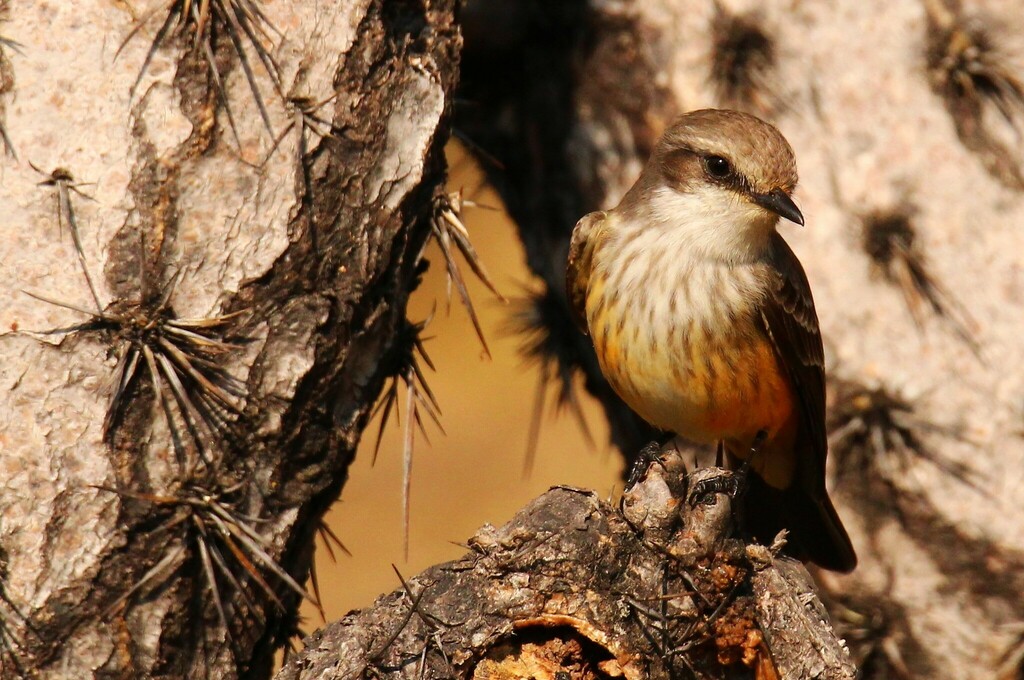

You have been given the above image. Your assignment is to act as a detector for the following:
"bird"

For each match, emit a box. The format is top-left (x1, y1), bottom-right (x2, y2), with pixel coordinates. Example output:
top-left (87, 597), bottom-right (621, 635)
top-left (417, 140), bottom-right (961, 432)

top-left (566, 108), bottom-right (857, 572)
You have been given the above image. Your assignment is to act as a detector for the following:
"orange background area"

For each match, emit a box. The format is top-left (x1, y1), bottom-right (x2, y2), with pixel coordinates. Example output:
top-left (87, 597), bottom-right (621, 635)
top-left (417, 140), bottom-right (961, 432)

top-left (299, 145), bottom-right (624, 626)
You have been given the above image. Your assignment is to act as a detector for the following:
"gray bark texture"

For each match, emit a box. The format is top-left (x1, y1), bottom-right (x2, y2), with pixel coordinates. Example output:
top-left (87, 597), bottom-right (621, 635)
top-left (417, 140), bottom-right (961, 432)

top-left (0, 0), bottom-right (459, 677)
top-left (278, 458), bottom-right (856, 680)
top-left (458, 1), bottom-right (1024, 679)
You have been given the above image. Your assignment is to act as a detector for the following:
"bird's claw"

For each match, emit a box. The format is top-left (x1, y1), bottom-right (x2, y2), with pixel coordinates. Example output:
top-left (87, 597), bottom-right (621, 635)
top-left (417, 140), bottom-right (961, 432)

top-left (689, 430), bottom-right (767, 506)
top-left (625, 440), bottom-right (665, 491)
top-left (688, 473), bottom-right (744, 507)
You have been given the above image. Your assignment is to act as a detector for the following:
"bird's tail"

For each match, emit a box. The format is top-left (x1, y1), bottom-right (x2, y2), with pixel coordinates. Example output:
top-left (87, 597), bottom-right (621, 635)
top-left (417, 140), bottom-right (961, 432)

top-left (743, 475), bottom-right (858, 573)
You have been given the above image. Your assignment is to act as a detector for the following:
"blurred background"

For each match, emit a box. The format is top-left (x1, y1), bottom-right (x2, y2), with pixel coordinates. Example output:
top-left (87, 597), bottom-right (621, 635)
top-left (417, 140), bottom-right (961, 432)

top-left (296, 2), bottom-right (1024, 674)
top-left (299, 143), bottom-right (621, 625)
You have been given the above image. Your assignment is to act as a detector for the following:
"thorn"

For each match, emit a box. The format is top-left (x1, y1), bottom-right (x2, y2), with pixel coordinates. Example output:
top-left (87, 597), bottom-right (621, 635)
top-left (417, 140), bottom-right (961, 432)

top-left (118, 0), bottom-right (284, 144)
top-left (505, 288), bottom-right (595, 467)
top-left (428, 190), bottom-right (506, 358)
top-left (925, 2), bottom-right (1024, 189)
top-left (861, 207), bottom-right (982, 357)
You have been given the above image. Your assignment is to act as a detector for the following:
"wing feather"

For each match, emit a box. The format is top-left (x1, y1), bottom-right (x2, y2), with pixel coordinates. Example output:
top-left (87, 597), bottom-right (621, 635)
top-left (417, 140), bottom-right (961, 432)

top-left (759, 232), bottom-right (828, 494)
top-left (759, 233), bottom-right (857, 571)
top-left (566, 211), bottom-right (608, 333)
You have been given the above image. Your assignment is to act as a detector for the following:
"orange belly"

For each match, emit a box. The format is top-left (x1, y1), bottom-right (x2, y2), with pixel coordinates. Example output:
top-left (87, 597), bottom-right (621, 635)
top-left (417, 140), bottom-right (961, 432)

top-left (588, 277), bottom-right (799, 488)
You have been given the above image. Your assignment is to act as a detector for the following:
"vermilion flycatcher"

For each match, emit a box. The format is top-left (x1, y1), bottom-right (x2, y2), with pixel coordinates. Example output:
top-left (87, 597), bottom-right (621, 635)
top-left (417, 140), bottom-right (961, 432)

top-left (567, 109), bottom-right (857, 572)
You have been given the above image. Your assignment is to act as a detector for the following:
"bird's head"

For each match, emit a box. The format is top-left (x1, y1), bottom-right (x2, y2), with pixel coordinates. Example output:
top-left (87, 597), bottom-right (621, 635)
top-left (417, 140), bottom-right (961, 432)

top-left (619, 109), bottom-right (803, 263)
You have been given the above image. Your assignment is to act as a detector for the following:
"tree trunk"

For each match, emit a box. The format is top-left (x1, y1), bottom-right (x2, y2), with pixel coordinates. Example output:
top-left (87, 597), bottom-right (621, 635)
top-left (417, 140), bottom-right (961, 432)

top-left (458, 1), bottom-right (1024, 679)
top-left (0, 1), bottom-right (459, 677)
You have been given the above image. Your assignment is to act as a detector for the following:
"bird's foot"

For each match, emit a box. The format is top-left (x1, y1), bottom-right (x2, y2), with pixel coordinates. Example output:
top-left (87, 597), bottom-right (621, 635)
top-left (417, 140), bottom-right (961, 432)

top-left (738, 430), bottom-right (768, 485)
top-left (690, 431), bottom-right (767, 506)
top-left (688, 473), bottom-right (744, 507)
top-left (625, 440), bottom-right (665, 490)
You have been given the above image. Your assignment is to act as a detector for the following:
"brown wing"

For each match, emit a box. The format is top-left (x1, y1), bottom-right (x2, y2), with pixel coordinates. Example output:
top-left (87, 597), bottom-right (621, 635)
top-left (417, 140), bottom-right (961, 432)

top-left (566, 211), bottom-right (608, 333)
top-left (759, 232), bottom-right (828, 492)
top-left (757, 232), bottom-right (857, 572)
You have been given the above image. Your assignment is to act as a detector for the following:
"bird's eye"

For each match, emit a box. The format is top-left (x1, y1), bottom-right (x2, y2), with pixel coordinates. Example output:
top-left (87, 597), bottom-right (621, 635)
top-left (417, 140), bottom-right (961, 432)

top-left (703, 155), bottom-right (732, 179)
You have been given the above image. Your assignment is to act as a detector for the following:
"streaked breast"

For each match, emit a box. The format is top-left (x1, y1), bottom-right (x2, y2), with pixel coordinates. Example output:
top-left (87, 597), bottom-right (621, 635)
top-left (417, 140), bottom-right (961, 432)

top-left (586, 232), bottom-right (792, 445)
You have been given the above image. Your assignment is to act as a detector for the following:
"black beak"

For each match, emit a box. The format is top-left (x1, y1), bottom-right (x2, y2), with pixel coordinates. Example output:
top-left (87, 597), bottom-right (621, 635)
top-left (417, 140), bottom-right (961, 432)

top-left (753, 188), bottom-right (804, 226)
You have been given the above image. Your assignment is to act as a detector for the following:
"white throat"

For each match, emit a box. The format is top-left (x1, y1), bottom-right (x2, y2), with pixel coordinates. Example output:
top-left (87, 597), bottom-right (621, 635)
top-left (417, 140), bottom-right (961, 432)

top-left (625, 184), bottom-right (778, 264)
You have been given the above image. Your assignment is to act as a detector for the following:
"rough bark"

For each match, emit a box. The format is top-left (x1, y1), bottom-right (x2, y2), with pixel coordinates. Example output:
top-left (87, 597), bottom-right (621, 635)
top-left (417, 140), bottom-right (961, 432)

top-left (278, 453), bottom-right (856, 680)
top-left (0, 1), bottom-right (459, 677)
top-left (458, 1), bottom-right (1024, 678)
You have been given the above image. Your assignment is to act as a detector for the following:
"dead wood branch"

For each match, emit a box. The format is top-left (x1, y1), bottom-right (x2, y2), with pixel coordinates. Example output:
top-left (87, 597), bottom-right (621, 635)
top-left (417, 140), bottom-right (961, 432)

top-left (279, 451), bottom-right (856, 680)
